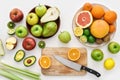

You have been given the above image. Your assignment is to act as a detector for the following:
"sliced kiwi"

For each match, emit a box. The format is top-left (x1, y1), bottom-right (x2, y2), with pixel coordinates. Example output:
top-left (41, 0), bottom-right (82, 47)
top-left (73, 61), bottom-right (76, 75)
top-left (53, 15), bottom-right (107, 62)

top-left (38, 40), bottom-right (46, 49)
top-left (7, 29), bottom-right (15, 35)
top-left (7, 21), bottom-right (15, 29)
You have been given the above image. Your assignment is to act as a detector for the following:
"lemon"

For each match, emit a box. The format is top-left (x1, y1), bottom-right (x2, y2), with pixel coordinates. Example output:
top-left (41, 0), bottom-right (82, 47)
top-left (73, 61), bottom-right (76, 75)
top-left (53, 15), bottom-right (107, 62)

top-left (104, 58), bottom-right (115, 70)
top-left (74, 27), bottom-right (83, 36)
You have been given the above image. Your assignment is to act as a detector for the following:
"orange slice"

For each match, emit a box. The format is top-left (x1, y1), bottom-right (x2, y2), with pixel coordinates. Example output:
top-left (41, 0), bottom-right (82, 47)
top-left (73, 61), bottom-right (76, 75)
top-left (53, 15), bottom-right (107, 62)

top-left (39, 56), bottom-right (51, 69)
top-left (68, 48), bottom-right (81, 61)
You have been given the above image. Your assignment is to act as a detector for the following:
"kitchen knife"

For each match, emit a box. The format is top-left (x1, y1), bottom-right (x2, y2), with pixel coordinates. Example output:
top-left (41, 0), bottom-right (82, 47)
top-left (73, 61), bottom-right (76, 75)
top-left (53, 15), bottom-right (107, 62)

top-left (53, 55), bottom-right (101, 77)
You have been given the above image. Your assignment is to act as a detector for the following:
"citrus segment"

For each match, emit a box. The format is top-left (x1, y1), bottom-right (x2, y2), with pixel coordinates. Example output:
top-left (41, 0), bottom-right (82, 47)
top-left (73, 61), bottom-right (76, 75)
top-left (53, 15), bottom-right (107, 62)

top-left (74, 27), bottom-right (83, 36)
top-left (104, 10), bottom-right (117, 24)
top-left (90, 20), bottom-right (109, 38)
top-left (68, 48), bottom-right (80, 61)
top-left (91, 5), bottom-right (105, 19)
top-left (76, 11), bottom-right (93, 28)
top-left (39, 56), bottom-right (51, 69)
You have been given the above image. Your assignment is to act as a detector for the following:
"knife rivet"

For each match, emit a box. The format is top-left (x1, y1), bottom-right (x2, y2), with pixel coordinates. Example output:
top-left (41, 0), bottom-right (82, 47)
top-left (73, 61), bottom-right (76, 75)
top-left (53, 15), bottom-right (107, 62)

top-left (90, 70), bottom-right (92, 72)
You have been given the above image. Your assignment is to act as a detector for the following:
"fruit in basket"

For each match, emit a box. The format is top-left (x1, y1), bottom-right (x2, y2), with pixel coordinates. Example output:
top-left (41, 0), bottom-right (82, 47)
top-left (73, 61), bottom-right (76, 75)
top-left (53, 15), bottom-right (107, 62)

top-left (35, 5), bottom-right (47, 17)
top-left (41, 7), bottom-right (60, 23)
top-left (23, 56), bottom-right (36, 67)
top-left (88, 35), bottom-right (95, 43)
top-left (90, 20), bottom-right (109, 38)
top-left (6, 37), bottom-right (17, 50)
top-left (82, 2), bottom-right (92, 11)
top-left (103, 34), bottom-right (110, 42)
top-left (31, 24), bottom-right (43, 37)
top-left (91, 49), bottom-right (104, 61)
top-left (109, 24), bottom-right (116, 33)
top-left (83, 28), bottom-right (90, 36)
top-left (42, 21), bottom-right (57, 37)
top-left (39, 56), bottom-right (51, 69)
top-left (73, 27), bottom-right (83, 36)
top-left (96, 38), bottom-right (103, 44)
top-left (76, 11), bottom-right (93, 28)
top-left (108, 41), bottom-right (120, 54)
top-left (58, 31), bottom-right (71, 43)
top-left (15, 25), bottom-right (28, 38)
top-left (104, 58), bottom-right (115, 70)
top-left (68, 48), bottom-right (81, 61)
top-left (91, 5), bottom-right (105, 19)
top-left (10, 8), bottom-right (24, 22)
top-left (79, 35), bottom-right (87, 43)
top-left (104, 10), bottom-right (117, 24)
top-left (22, 37), bottom-right (36, 50)
top-left (26, 13), bottom-right (39, 25)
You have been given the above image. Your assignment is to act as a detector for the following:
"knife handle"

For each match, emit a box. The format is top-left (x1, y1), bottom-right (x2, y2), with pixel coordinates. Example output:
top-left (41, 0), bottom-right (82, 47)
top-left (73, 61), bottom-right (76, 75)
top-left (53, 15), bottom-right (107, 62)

top-left (81, 66), bottom-right (101, 77)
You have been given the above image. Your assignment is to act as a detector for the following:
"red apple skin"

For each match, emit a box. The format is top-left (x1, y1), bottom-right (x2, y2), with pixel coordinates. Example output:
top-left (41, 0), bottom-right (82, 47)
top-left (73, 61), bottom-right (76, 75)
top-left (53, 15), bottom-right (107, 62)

top-left (22, 37), bottom-right (36, 50)
top-left (10, 8), bottom-right (24, 22)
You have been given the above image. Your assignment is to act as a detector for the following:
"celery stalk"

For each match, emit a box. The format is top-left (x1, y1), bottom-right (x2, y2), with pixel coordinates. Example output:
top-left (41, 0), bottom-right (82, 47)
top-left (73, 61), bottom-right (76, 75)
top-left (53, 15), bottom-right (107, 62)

top-left (0, 40), bottom-right (5, 56)
top-left (0, 62), bottom-right (40, 80)
top-left (0, 68), bottom-right (23, 80)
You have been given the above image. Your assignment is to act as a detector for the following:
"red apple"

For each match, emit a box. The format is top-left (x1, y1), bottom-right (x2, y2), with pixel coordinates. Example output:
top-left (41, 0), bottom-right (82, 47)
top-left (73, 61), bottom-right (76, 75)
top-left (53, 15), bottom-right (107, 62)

top-left (22, 37), bottom-right (36, 50)
top-left (10, 8), bottom-right (24, 22)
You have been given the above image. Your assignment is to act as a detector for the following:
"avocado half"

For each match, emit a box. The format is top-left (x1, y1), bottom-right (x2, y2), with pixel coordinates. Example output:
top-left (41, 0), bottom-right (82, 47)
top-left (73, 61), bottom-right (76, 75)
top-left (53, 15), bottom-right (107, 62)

top-left (23, 56), bottom-right (36, 67)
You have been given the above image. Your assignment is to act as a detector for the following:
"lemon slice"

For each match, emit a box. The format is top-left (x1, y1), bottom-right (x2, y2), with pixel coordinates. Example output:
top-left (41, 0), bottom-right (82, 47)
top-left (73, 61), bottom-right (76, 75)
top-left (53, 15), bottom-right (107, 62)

top-left (74, 27), bottom-right (83, 36)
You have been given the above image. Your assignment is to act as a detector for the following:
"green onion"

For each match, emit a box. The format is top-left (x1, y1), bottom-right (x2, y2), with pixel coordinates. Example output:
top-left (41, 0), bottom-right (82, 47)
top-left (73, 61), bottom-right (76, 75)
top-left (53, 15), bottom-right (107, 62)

top-left (0, 68), bottom-right (23, 80)
top-left (0, 62), bottom-right (40, 80)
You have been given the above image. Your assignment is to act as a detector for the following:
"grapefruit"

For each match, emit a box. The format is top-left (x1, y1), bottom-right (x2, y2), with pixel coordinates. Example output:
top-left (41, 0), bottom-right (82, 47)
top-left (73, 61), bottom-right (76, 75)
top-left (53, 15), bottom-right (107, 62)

top-left (76, 11), bottom-right (93, 28)
top-left (90, 20), bottom-right (109, 38)
top-left (68, 48), bottom-right (81, 61)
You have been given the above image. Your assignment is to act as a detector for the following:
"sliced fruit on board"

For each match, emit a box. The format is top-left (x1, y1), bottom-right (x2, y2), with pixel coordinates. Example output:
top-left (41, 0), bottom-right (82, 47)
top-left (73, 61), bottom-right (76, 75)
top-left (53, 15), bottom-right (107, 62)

top-left (41, 7), bottom-right (60, 23)
top-left (14, 50), bottom-right (25, 62)
top-left (5, 37), bottom-right (17, 50)
top-left (23, 56), bottom-right (36, 67)
top-left (75, 11), bottom-right (93, 28)
top-left (68, 48), bottom-right (81, 61)
top-left (38, 56), bottom-right (51, 69)
top-left (73, 27), bottom-right (83, 36)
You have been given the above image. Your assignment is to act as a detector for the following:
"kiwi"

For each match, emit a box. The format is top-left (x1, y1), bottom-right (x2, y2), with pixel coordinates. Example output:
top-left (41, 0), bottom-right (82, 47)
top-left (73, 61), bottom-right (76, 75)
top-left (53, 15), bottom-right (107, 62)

top-left (103, 34), bottom-right (110, 42)
top-left (96, 38), bottom-right (103, 44)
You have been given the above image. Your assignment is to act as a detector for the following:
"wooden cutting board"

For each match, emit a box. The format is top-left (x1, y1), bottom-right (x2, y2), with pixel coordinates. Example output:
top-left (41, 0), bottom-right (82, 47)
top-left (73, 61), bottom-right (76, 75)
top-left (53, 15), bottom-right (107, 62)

top-left (41, 47), bottom-right (87, 76)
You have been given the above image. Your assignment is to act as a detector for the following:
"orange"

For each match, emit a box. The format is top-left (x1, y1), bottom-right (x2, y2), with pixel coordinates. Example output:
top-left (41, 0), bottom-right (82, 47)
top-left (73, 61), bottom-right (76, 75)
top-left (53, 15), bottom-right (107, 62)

top-left (82, 2), bottom-right (92, 11)
top-left (90, 20), bottom-right (109, 38)
top-left (109, 24), bottom-right (116, 33)
top-left (91, 5), bottom-right (105, 19)
top-left (68, 48), bottom-right (80, 61)
top-left (104, 10), bottom-right (117, 24)
top-left (39, 56), bottom-right (51, 69)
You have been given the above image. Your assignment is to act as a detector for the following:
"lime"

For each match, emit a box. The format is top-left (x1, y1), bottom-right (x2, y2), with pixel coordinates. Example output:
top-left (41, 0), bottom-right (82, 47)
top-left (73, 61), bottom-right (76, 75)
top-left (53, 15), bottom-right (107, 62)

top-left (79, 35), bottom-right (87, 43)
top-left (104, 58), bottom-right (115, 70)
top-left (83, 28), bottom-right (90, 36)
top-left (38, 41), bottom-right (46, 49)
top-left (7, 21), bottom-right (15, 29)
top-left (7, 29), bottom-right (15, 35)
top-left (74, 27), bottom-right (83, 36)
top-left (88, 35), bottom-right (96, 43)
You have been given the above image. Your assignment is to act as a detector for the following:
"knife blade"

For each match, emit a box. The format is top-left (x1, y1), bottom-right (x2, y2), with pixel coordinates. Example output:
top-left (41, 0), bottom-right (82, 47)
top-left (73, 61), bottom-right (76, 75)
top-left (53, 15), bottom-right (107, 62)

top-left (53, 55), bottom-right (101, 77)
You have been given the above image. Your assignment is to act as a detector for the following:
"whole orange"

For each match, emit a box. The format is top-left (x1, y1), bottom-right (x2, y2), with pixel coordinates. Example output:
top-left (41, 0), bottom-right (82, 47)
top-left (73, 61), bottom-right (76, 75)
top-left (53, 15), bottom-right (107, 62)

top-left (91, 5), bottom-right (105, 19)
top-left (90, 20), bottom-right (109, 38)
top-left (82, 2), bottom-right (92, 11)
top-left (109, 24), bottom-right (116, 33)
top-left (104, 10), bottom-right (117, 24)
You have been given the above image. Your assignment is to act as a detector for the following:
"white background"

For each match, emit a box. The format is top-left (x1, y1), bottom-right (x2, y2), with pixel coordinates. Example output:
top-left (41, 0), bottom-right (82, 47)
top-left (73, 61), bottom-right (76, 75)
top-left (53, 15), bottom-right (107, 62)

top-left (0, 0), bottom-right (120, 80)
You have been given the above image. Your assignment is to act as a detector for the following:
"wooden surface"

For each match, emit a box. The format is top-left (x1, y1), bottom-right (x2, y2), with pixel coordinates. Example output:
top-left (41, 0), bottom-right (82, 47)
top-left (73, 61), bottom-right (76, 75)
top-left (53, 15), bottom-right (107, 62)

top-left (41, 47), bottom-right (87, 76)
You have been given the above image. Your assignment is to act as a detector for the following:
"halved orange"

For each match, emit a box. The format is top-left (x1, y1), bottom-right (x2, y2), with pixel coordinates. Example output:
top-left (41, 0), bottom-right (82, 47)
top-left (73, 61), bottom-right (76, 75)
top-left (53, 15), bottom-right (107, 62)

top-left (39, 56), bottom-right (51, 69)
top-left (68, 48), bottom-right (81, 61)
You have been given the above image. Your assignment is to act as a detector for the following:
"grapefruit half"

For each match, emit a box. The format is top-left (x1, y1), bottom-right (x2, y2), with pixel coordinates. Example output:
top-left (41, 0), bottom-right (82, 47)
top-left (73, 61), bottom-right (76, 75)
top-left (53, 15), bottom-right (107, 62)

top-left (76, 11), bottom-right (93, 28)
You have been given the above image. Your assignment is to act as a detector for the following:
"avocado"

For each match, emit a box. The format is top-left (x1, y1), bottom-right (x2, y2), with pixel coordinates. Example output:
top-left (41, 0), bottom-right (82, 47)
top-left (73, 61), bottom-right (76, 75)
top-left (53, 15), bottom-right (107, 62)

top-left (23, 56), bottom-right (36, 67)
top-left (14, 50), bottom-right (25, 62)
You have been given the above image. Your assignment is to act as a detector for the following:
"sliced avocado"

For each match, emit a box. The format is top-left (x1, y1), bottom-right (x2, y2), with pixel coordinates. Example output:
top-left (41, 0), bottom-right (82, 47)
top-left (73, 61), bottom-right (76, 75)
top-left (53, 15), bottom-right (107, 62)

top-left (14, 50), bottom-right (25, 62)
top-left (23, 56), bottom-right (36, 67)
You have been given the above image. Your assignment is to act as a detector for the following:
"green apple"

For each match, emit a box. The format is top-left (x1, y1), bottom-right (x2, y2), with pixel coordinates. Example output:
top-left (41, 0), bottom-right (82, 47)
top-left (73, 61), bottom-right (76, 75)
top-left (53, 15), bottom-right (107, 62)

top-left (15, 25), bottom-right (28, 38)
top-left (35, 5), bottom-right (47, 17)
top-left (91, 49), bottom-right (104, 61)
top-left (58, 31), bottom-right (71, 43)
top-left (31, 24), bottom-right (42, 37)
top-left (26, 13), bottom-right (39, 25)
top-left (108, 41), bottom-right (120, 54)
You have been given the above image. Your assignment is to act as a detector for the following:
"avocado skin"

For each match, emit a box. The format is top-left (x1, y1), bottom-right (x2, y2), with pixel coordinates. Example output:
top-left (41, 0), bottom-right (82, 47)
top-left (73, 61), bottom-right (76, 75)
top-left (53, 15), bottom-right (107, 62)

top-left (23, 56), bottom-right (36, 67)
